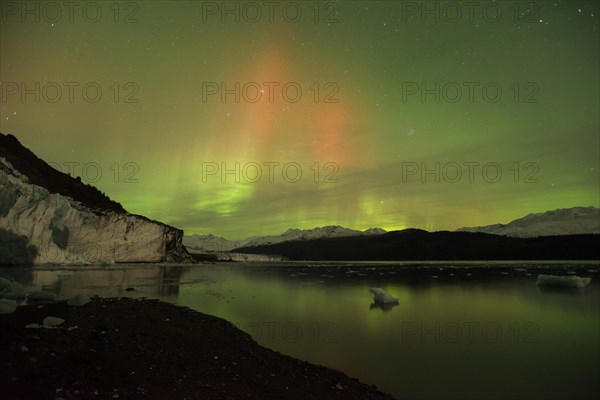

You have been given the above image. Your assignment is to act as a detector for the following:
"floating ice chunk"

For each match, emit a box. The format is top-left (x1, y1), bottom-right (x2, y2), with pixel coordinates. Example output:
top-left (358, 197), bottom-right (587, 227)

top-left (67, 294), bottom-right (91, 306)
top-left (1, 282), bottom-right (26, 299)
top-left (0, 298), bottom-right (17, 314)
top-left (43, 316), bottom-right (65, 326)
top-left (28, 290), bottom-right (57, 303)
top-left (369, 287), bottom-right (399, 304)
top-left (0, 277), bottom-right (11, 291)
top-left (536, 274), bottom-right (591, 288)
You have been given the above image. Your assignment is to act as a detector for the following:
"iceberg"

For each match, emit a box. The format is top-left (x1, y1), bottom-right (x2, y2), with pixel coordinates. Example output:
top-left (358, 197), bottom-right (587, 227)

top-left (0, 277), bottom-right (11, 291)
top-left (27, 290), bottom-right (57, 303)
top-left (42, 316), bottom-right (65, 327)
top-left (369, 287), bottom-right (399, 304)
top-left (67, 294), bottom-right (91, 306)
top-left (0, 298), bottom-right (17, 314)
top-left (1, 282), bottom-right (26, 299)
top-left (536, 274), bottom-right (591, 288)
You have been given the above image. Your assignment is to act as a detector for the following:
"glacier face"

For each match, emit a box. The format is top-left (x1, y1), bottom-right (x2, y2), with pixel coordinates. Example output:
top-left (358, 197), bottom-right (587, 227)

top-left (1, 156), bottom-right (188, 265)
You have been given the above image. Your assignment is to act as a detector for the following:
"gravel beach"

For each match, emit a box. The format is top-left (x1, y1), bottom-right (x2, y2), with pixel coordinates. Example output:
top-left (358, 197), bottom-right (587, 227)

top-left (0, 297), bottom-right (396, 400)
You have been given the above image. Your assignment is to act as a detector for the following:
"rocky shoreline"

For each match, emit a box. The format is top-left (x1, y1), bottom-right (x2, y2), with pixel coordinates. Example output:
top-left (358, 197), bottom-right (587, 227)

top-left (0, 297), bottom-right (396, 400)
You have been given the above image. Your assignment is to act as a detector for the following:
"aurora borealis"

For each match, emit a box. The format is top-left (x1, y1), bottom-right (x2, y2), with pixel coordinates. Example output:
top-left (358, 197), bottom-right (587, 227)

top-left (1, 1), bottom-right (598, 239)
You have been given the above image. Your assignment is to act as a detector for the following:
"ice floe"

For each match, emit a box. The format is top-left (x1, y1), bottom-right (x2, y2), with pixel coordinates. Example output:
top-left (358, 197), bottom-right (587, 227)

top-left (536, 274), bottom-right (591, 288)
top-left (369, 287), bottom-right (399, 304)
top-left (1, 282), bottom-right (26, 299)
top-left (27, 290), bottom-right (57, 303)
top-left (67, 294), bottom-right (91, 306)
top-left (0, 298), bottom-right (17, 314)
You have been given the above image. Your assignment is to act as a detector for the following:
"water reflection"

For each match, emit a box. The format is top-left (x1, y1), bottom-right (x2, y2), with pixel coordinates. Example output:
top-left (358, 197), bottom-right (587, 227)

top-left (369, 302), bottom-right (399, 312)
top-left (1, 262), bottom-right (598, 400)
top-left (537, 285), bottom-right (589, 295)
top-left (0, 265), bottom-right (188, 301)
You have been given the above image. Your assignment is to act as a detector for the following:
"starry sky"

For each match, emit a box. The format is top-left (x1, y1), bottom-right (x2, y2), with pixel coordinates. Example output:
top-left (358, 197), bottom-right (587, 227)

top-left (1, 1), bottom-right (598, 239)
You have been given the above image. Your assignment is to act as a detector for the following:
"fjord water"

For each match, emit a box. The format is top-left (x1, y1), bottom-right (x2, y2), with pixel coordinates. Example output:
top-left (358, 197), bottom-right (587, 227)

top-left (2, 262), bottom-right (598, 400)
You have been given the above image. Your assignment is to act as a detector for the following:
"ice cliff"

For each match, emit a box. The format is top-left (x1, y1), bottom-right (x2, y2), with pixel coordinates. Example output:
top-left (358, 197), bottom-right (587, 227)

top-left (0, 133), bottom-right (191, 265)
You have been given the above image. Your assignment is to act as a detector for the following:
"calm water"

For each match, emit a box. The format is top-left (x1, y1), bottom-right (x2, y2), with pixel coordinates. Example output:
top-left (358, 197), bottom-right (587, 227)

top-left (1, 261), bottom-right (599, 400)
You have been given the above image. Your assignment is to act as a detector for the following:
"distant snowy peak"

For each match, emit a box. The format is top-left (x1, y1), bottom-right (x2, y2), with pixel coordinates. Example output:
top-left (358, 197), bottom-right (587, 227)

top-left (237, 225), bottom-right (388, 248)
top-left (364, 227), bottom-right (387, 235)
top-left (457, 207), bottom-right (600, 238)
top-left (183, 226), bottom-right (387, 252)
top-left (183, 234), bottom-right (236, 252)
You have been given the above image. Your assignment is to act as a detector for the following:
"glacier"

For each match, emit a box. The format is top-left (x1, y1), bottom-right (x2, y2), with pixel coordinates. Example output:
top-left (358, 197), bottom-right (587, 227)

top-left (0, 134), bottom-right (190, 265)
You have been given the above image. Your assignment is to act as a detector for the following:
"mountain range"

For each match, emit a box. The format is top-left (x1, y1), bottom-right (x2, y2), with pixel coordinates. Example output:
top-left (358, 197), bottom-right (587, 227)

top-left (224, 207), bottom-right (599, 261)
top-left (231, 229), bottom-right (599, 261)
top-left (3, 132), bottom-right (597, 265)
top-left (183, 226), bottom-right (387, 252)
top-left (185, 207), bottom-right (599, 254)
top-left (457, 207), bottom-right (599, 237)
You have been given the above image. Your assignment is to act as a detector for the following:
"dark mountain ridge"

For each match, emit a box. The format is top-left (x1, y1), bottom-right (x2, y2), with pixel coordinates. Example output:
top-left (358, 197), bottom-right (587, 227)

top-left (232, 229), bottom-right (600, 261)
top-left (0, 133), bottom-right (124, 213)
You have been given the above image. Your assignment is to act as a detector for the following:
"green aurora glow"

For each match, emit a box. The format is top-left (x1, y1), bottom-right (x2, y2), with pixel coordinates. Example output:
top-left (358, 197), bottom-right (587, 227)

top-left (1, 1), bottom-right (598, 239)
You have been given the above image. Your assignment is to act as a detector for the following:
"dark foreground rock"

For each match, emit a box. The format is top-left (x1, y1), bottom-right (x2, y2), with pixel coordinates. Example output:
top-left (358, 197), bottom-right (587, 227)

top-left (0, 298), bottom-right (396, 400)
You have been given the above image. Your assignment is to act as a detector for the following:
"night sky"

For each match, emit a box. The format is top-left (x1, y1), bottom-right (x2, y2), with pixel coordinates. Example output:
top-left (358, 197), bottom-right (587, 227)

top-left (1, 1), bottom-right (598, 239)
